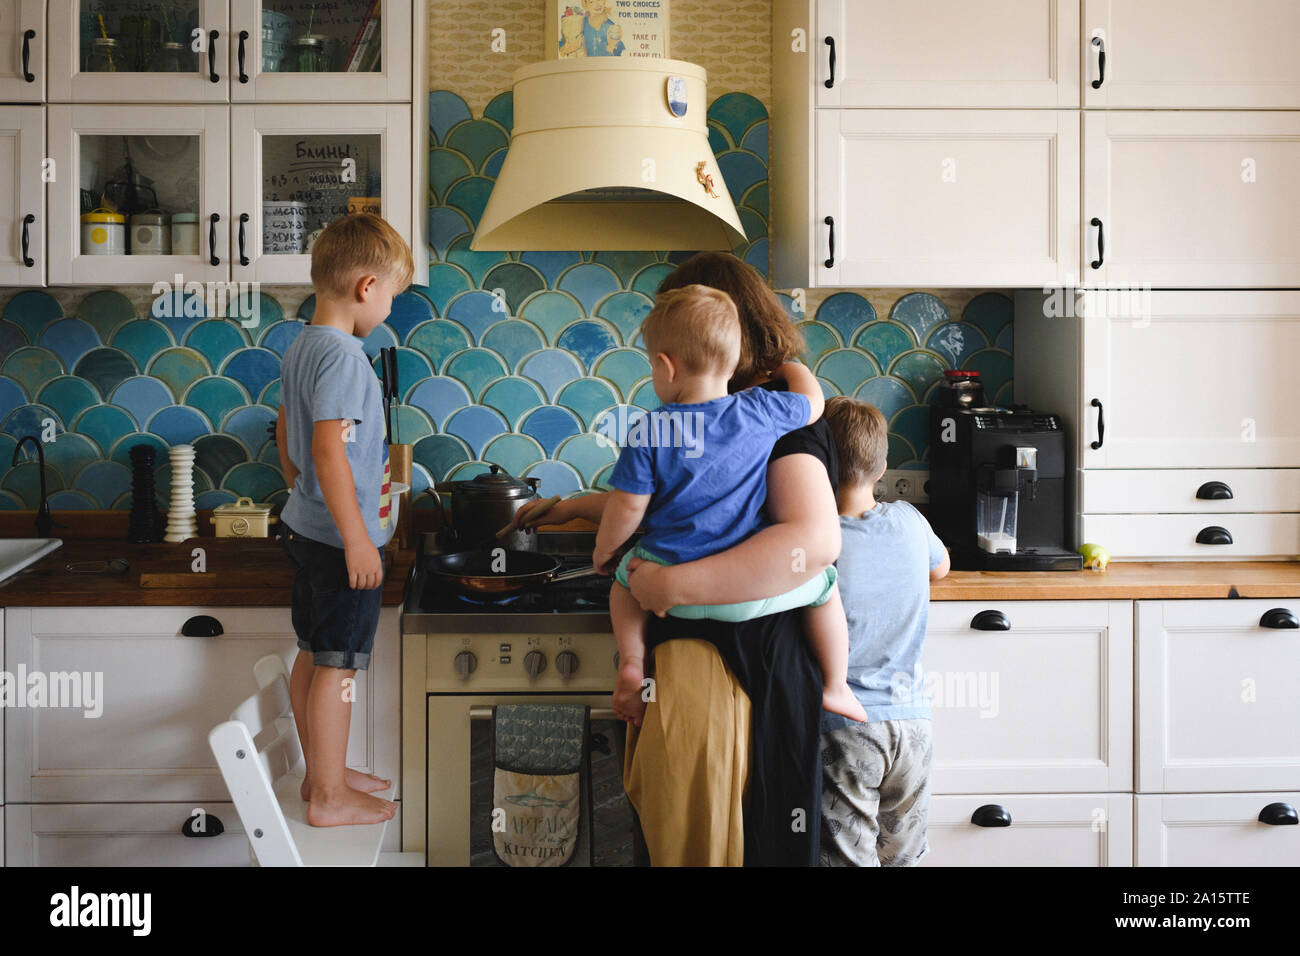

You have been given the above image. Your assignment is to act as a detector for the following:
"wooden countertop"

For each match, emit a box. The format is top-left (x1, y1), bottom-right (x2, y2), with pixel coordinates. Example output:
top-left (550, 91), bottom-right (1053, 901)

top-left (0, 537), bottom-right (415, 607)
top-left (931, 562), bottom-right (1300, 601)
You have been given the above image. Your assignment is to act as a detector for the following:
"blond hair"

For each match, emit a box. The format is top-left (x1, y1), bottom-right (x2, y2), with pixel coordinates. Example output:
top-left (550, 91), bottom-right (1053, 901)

top-left (824, 396), bottom-right (889, 488)
top-left (310, 213), bottom-right (414, 299)
top-left (640, 285), bottom-right (741, 376)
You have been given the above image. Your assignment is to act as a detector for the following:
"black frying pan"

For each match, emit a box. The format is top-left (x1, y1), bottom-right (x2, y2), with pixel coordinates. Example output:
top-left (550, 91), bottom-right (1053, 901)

top-left (429, 549), bottom-right (601, 596)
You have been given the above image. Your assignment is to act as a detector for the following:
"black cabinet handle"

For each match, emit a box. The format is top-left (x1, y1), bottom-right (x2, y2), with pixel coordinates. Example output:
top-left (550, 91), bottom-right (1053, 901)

top-left (1090, 217), bottom-right (1105, 269)
top-left (824, 36), bottom-right (836, 89)
top-left (823, 216), bottom-right (835, 269)
top-left (238, 213), bottom-right (250, 266)
top-left (1258, 803), bottom-right (1298, 826)
top-left (22, 29), bottom-right (35, 83)
top-left (1259, 608), bottom-right (1299, 629)
top-left (971, 609), bottom-right (1010, 631)
top-left (1090, 398), bottom-right (1105, 450)
top-left (208, 30), bottom-right (220, 83)
top-left (971, 804), bottom-right (1012, 828)
top-left (1195, 480), bottom-right (1233, 501)
top-left (1091, 36), bottom-right (1105, 89)
top-left (1196, 526), bottom-right (1233, 546)
top-left (21, 214), bottom-right (34, 267)
top-left (182, 614), bottom-right (224, 637)
top-left (238, 30), bottom-right (249, 83)
top-left (208, 213), bottom-right (220, 266)
top-left (181, 812), bottom-right (226, 837)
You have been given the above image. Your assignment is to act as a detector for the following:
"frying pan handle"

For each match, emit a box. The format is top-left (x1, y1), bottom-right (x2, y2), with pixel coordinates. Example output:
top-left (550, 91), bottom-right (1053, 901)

top-left (550, 566), bottom-right (602, 584)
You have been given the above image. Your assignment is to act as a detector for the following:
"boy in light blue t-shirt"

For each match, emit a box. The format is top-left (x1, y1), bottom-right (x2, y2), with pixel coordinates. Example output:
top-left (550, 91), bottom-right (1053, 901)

top-left (596, 285), bottom-right (868, 728)
top-left (818, 396), bottom-right (951, 867)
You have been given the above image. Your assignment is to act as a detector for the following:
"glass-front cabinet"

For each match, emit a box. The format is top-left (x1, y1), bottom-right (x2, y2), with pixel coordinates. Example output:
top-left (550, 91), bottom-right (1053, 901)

top-left (0, 108), bottom-right (45, 286)
top-left (48, 0), bottom-right (231, 102)
top-left (230, 0), bottom-right (411, 102)
top-left (48, 105), bottom-right (231, 284)
top-left (0, 0), bottom-right (45, 102)
top-left (231, 104), bottom-right (411, 281)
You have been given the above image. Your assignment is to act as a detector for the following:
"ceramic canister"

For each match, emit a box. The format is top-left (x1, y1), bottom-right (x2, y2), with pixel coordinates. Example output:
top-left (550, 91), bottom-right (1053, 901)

top-left (172, 212), bottom-right (200, 256)
top-left (81, 209), bottom-right (125, 255)
top-left (130, 211), bottom-right (170, 255)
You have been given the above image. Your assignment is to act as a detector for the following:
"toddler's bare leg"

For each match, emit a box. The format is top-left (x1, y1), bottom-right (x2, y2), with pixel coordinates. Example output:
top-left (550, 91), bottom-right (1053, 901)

top-left (290, 651), bottom-right (391, 801)
top-left (806, 582), bottom-right (868, 722)
top-left (610, 581), bottom-right (650, 727)
top-left (304, 666), bottom-right (397, 827)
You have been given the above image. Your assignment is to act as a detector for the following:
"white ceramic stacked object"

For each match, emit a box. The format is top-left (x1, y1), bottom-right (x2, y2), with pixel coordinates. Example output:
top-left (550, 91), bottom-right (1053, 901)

top-left (164, 444), bottom-right (199, 543)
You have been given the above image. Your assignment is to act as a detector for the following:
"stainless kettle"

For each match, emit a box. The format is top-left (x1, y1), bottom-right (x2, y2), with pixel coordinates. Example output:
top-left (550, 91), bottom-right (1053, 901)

top-left (429, 464), bottom-right (540, 552)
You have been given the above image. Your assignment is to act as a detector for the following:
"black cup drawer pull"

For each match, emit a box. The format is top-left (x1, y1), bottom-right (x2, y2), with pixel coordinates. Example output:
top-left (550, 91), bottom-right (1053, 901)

top-left (182, 614), bottom-right (223, 637)
top-left (971, 804), bottom-right (1012, 828)
top-left (181, 812), bottom-right (225, 837)
top-left (1259, 608), bottom-right (1299, 630)
top-left (1195, 480), bottom-right (1233, 501)
top-left (1196, 526), bottom-right (1233, 546)
top-left (971, 610), bottom-right (1010, 631)
top-left (1258, 803), bottom-right (1298, 826)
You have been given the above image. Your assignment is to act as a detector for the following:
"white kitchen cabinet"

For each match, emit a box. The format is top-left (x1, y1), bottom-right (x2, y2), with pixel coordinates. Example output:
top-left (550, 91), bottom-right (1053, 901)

top-left (0, 1), bottom-right (44, 101)
top-left (230, 0), bottom-right (412, 103)
top-left (47, 105), bottom-right (231, 286)
top-left (0, 107), bottom-right (45, 287)
top-left (925, 600), bottom-right (1132, 794)
top-left (1084, 514), bottom-right (1300, 561)
top-left (47, 1), bottom-right (232, 104)
top-left (1082, 470), bottom-right (1300, 515)
top-left (1135, 793), bottom-right (1300, 867)
top-left (1083, 111), bottom-right (1300, 288)
top-left (1136, 599), bottom-right (1300, 794)
top-left (3, 606), bottom-right (399, 805)
top-left (923, 794), bottom-right (1132, 867)
top-left (817, 0), bottom-right (1079, 108)
top-left (1083, 0), bottom-right (1300, 108)
top-left (815, 109), bottom-right (1079, 288)
top-left (5, 802), bottom-right (251, 867)
top-left (230, 103), bottom-right (411, 283)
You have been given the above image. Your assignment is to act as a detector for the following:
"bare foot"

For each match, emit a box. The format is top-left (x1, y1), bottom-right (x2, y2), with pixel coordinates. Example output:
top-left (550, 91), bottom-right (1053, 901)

top-left (306, 787), bottom-right (397, 827)
top-left (300, 768), bottom-right (391, 802)
top-left (823, 683), bottom-right (868, 723)
top-left (612, 659), bottom-right (647, 727)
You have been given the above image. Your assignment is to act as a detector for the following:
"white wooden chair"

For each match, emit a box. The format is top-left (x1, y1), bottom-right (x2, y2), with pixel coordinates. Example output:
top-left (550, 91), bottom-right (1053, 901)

top-left (209, 653), bottom-right (421, 867)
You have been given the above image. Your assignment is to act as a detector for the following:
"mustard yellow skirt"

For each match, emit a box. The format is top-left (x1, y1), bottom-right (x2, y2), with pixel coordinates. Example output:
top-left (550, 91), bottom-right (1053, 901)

top-left (622, 639), bottom-right (752, 866)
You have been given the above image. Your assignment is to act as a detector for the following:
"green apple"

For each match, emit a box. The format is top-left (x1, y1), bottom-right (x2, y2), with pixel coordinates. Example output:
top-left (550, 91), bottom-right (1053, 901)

top-left (1078, 542), bottom-right (1110, 571)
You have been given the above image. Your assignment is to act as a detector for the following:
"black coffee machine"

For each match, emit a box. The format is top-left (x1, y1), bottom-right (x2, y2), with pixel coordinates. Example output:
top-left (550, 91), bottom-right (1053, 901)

top-left (928, 371), bottom-right (1082, 571)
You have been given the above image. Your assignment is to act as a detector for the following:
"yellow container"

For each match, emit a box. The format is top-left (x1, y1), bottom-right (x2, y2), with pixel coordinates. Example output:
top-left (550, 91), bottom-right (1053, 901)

top-left (81, 208), bottom-right (126, 255)
top-left (210, 496), bottom-right (279, 537)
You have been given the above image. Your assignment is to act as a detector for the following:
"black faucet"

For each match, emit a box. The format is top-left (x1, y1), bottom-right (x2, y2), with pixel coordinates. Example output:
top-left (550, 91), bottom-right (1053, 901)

top-left (12, 435), bottom-right (52, 537)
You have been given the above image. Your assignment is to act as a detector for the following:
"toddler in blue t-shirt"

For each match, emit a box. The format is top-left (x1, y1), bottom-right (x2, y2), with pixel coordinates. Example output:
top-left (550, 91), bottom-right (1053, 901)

top-left (596, 285), bottom-right (868, 726)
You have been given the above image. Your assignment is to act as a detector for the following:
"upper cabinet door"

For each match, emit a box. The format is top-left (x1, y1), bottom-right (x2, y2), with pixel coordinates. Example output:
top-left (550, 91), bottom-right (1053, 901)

top-left (0, 0), bottom-right (45, 102)
top-left (1084, 0), bottom-right (1300, 108)
top-left (817, 0), bottom-right (1079, 107)
top-left (817, 109), bottom-right (1078, 288)
top-left (0, 108), bottom-right (45, 286)
top-left (229, 0), bottom-right (411, 103)
top-left (48, 0), bottom-right (232, 103)
top-left (230, 104), bottom-right (411, 283)
top-left (1083, 111), bottom-right (1300, 288)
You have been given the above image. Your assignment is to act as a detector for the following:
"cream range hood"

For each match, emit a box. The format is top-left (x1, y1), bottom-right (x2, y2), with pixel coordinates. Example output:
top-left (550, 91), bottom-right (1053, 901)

top-left (471, 57), bottom-right (746, 251)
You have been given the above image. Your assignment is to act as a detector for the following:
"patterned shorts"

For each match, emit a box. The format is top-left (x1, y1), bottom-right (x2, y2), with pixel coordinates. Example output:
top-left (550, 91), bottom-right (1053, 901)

top-left (819, 718), bottom-right (932, 867)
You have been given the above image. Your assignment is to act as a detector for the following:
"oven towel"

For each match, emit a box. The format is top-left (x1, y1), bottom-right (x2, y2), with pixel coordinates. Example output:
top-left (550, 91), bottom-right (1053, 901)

top-left (491, 704), bottom-right (591, 866)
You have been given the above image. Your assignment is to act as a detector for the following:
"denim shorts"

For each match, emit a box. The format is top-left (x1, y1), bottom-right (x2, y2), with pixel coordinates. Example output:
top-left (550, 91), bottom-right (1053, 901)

top-left (279, 522), bottom-right (384, 670)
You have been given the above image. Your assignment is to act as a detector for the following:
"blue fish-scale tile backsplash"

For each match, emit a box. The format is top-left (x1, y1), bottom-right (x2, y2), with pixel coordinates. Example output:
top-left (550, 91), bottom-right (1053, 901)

top-left (0, 89), bottom-right (1012, 513)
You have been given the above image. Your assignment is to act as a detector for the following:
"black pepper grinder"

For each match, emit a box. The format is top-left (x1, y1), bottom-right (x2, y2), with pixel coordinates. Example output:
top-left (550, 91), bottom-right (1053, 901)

top-left (127, 444), bottom-right (164, 543)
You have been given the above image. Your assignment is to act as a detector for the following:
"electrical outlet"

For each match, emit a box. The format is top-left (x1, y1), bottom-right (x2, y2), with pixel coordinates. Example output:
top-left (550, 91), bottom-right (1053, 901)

top-left (880, 469), bottom-right (929, 504)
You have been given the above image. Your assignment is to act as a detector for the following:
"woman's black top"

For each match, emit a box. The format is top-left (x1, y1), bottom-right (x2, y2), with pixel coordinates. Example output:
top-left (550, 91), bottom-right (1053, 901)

top-left (643, 391), bottom-right (839, 868)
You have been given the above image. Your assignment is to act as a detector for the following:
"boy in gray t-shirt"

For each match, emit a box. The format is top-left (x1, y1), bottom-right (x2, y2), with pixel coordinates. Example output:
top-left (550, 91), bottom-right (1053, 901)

top-left (818, 397), bottom-right (950, 866)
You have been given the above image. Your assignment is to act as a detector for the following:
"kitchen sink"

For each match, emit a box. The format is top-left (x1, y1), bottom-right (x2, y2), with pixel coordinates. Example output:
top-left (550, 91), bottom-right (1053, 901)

top-left (0, 538), bottom-right (63, 584)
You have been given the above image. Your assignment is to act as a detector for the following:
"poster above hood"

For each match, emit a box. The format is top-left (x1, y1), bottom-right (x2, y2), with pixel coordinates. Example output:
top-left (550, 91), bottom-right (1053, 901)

top-left (471, 58), bottom-right (747, 251)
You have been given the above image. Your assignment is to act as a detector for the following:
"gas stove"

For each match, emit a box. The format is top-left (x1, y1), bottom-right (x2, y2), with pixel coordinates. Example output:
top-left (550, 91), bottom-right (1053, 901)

top-left (403, 530), bottom-right (615, 633)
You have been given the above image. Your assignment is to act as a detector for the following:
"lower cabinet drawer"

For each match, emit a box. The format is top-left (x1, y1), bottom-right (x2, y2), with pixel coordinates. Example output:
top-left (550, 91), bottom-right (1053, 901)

top-left (1082, 469), bottom-right (1300, 514)
top-left (1135, 793), bottom-right (1300, 866)
top-left (4, 802), bottom-right (250, 867)
top-left (922, 794), bottom-right (1133, 867)
top-left (1082, 513), bottom-right (1300, 559)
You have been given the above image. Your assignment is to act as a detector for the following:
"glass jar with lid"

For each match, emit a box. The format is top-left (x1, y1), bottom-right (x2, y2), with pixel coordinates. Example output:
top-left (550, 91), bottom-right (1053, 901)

top-left (290, 35), bottom-right (329, 73)
top-left (149, 41), bottom-right (189, 73)
top-left (87, 37), bottom-right (120, 73)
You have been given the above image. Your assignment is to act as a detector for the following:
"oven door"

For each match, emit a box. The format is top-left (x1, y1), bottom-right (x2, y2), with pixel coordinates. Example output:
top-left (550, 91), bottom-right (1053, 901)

top-left (426, 694), bottom-right (637, 867)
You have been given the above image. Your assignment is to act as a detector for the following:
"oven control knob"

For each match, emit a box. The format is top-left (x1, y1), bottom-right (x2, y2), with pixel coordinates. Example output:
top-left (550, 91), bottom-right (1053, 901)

top-left (556, 651), bottom-right (579, 677)
top-left (453, 651), bottom-right (477, 678)
top-left (524, 650), bottom-right (547, 677)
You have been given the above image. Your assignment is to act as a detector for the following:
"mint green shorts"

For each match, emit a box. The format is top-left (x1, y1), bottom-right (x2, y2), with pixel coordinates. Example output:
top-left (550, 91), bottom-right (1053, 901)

top-left (613, 543), bottom-right (837, 622)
